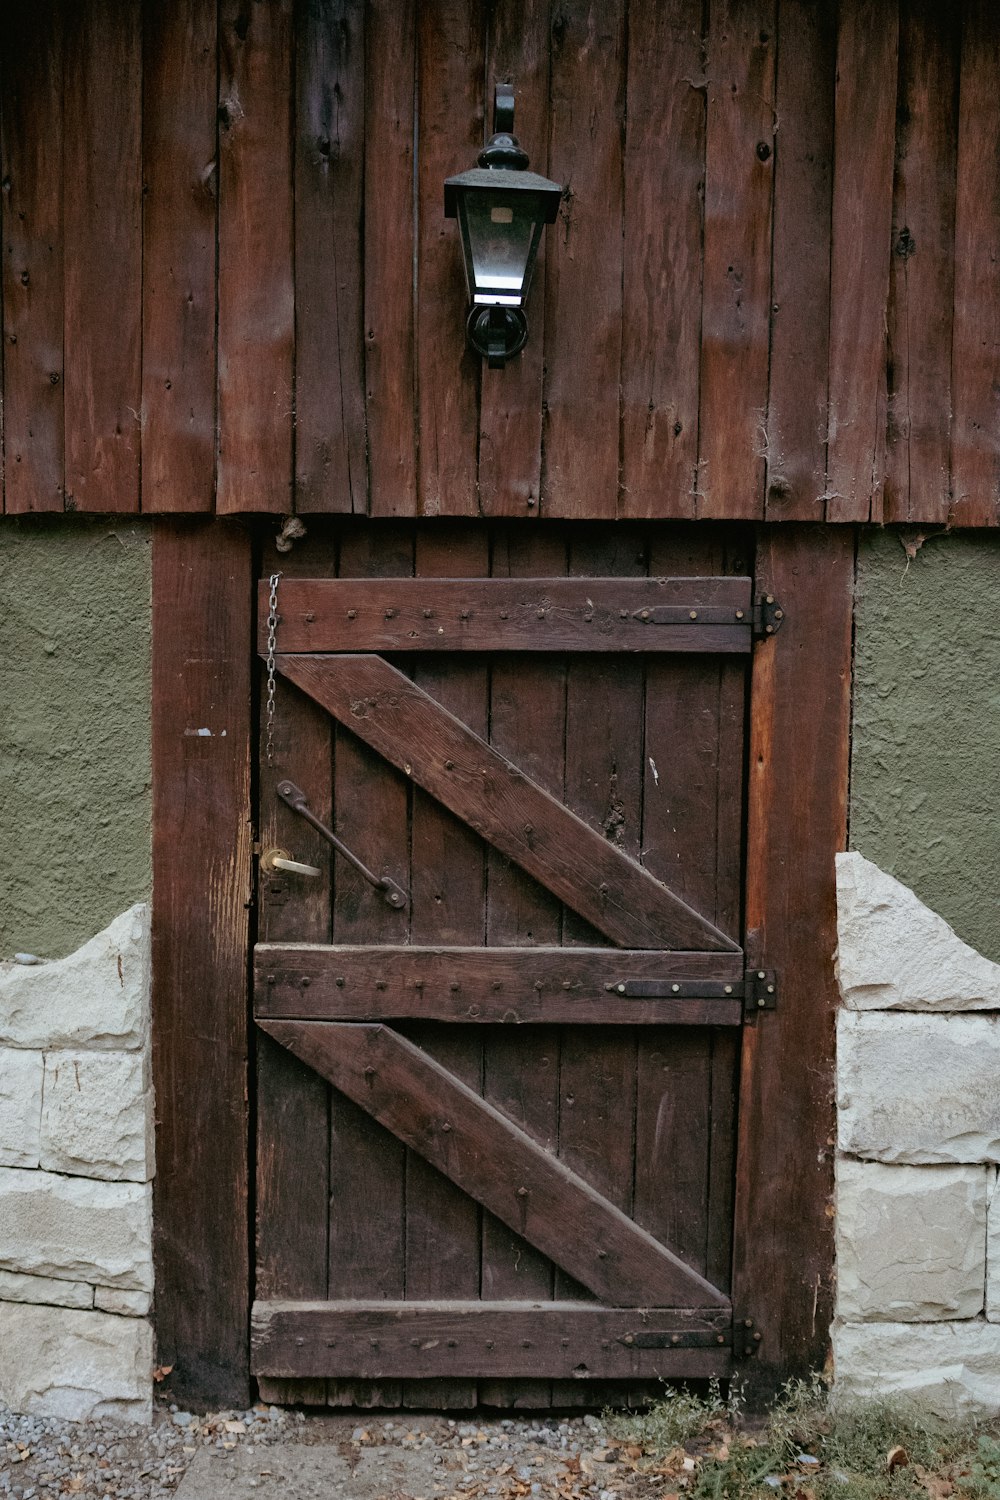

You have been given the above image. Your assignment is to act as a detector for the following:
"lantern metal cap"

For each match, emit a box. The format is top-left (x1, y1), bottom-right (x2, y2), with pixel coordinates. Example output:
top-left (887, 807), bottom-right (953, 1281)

top-left (443, 167), bottom-right (563, 221)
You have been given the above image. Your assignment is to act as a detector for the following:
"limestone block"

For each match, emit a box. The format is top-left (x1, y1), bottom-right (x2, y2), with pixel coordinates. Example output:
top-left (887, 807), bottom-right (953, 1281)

top-left (833, 1320), bottom-right (1000, 1419)
top-left (0, 1167), bottom-right (153, 1290)
top-left (0, 904), bottom-right (150, 1050)
top-left (0, 1270), bottom-right (93, 1309)
top-left (0, 1047), bottom-right (43, 1167)
top-left (0, 1301), bottom-right (152, 1422)
top-left (988, 1171), bottom-right (1000, 1322)
top-left (838, 1011), bottom-right (1000, 1163)
top-left (40, 1051), bottom-right (152, 1181)
top-left (95, 1287), bottom-right (151, 1317)
top-left (836, 1159), bottom-right (987, 1320)
top-left (836, 852), bottom-right (1000, 1011)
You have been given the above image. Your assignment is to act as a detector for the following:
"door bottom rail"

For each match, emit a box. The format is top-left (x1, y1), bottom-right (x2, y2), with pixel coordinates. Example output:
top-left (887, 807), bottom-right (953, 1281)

top-left (251, 1300), bottom-right (736, 1382)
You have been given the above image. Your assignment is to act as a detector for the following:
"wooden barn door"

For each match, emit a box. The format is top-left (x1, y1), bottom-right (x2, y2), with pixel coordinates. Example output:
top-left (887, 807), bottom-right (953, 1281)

top-left (251, 525), bottom-right (761, 1407)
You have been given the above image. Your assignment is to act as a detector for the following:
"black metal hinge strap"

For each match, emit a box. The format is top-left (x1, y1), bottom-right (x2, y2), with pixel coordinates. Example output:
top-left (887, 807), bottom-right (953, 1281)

top-left (606, 968), bottom-right (778, 1021)
top-left (276, 780), bottom-right (408, 910)
top-left (752, 594), bottom-right (785, 637)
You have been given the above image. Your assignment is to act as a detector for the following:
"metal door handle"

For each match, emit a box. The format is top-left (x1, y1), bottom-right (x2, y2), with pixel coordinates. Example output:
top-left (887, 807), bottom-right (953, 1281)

top-left (276, 780), bottom-right (408, 910)
top-left (261, 848), bottom-right (322, 877)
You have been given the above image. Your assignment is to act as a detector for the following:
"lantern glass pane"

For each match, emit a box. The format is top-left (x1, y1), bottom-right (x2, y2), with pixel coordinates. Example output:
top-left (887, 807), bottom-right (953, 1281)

top-left (461, 191), bottom-right (540, 306)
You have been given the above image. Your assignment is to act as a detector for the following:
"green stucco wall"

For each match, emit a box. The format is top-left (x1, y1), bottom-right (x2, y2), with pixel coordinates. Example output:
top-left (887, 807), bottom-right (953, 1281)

top-left (851, 529), bottom-right (1000, 964)
top-left (0, 519), bottom-right (152, 959)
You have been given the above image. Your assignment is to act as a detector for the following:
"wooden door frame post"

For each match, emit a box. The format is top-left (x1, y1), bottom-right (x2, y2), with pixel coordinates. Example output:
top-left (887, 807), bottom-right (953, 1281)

top-left (732, 525), bottom-right (855, 1396)
top-left (151, 518), bottom-right (254, 1409)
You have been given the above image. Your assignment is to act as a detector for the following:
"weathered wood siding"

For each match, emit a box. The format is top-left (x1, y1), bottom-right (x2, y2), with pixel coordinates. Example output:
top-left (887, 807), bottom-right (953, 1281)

top-left (1, 0), bottom-right (994, 522)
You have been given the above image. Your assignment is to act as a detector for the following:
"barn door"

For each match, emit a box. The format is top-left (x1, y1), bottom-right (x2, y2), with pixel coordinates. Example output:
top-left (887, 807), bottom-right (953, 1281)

top-left (251, 527), bottom-right (765, 1406)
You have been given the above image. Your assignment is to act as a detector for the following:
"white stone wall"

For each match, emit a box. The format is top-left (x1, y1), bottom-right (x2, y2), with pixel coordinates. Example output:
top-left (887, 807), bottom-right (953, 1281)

top-left (0, 907), bottom-right (154, 1422)
top-left (834, 854), bottom-right (1000, 1417)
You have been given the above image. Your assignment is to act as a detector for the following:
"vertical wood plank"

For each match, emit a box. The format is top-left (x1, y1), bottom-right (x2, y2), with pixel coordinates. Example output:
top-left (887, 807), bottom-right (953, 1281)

top-left (825, 0), bottom-right (898, 522)
top-left (151, 519), bottom-right (252, 1409)
top-left (63, 0), bottom-right (142, 513)
top-left (254, 536), bottom-right (338, 1407)
top-left (541, 0), bottom-right (625, 519)
top-left (479, 525), bottom-right (566, 1409)
top-left (884, 0), bottom-right (959, 524)
top-left (403, 527), bottom-right (489, 1409)
top-left (217, 0), bottom-right (293, 516)
top-left (763, 0), bottom-right (835, 521)
top-left (949, 0), bottom-right (1000, 528)
top-left (1, 1), bottom-right (64, 513)
top-left (619, 0), bottom-right (705, 521)
top-left (477, 0), bottom-right (549, 518)
top-left (732, 525), bottom-right (853, 1393)
top-left (415, 0), bottom-right (484, 517)
top-left (141, 0), bottom-right (217, 515)
top-left (326, 525), bottom-right (413, 1408)
top-left (294, 0), bottom-right (367, 515)
top-left (697, 0), bottom-right (775, 520)
top-left (365, 0), bottom-right (417, 516)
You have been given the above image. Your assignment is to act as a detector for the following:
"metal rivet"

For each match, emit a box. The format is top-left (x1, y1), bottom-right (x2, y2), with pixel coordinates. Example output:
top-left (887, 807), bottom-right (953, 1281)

top-left (774, 609), bottom-right (784, 620)
top-left (689, 610), bottom-right (698, 620)
top-left (767, 984), bottom-right (775, 994)
top-left (441, 1122), bottom-right (452, 1132)
top-left (517, 1186), bottom-right (528, 1197)
top-left (724, 984), bottom-right (733, 994)
top-left (754, 1331), bottom-right (762, 1342)
top-left (758, 971), bottom-right (766, 980)
top-left (735, 609), bottom-right (744, 620)
top-left (347, 609), bottom-right (357, 620)
top-left (671, 1334), bottom-right (681, 1346)
top-left (563, 980), bottom-right (572, 990)
top-left (534, 980), bottom-right (543, 991)
top-left (671, 983), bottom-right (680, 993)
top-left (617, 983), bottom-right (626, 994)
top-left (766, 595), bottom-right (775, 604)
top-left (744, 1318), bottom-right (754, 1328)
top-left (622, 1334), bottom-right (634, 1346)
top-left (765, 624), bottom-right (774, 633)
top-left (717, 1334), bottom-right (726, 1345)
top-left (639, 609), bottom-right (650, 621)
top-left (600, 882), bottom-right (610, 895)
top-left (526, 496), bottom-right (536, 508)
top-left (758, 998), bottom-right (766, 1008)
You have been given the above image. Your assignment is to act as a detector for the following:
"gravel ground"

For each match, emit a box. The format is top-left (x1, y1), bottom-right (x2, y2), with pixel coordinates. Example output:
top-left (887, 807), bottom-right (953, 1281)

top-left (0, 1404), bottom-right (664, 1500)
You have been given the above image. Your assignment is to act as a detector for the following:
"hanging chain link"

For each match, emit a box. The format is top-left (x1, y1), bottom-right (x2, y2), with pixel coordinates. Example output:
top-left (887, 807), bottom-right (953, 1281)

top-left (265, 572), bottom-right (281, 766)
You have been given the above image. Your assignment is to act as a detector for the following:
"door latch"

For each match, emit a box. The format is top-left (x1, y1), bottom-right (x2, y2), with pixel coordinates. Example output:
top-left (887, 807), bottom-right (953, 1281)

top-left (276, 780), bottom-right (408, 910)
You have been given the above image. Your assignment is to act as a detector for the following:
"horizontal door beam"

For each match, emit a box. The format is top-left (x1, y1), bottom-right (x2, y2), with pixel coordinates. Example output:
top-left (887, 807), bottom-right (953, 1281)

top-left (255, 944), bottom-right (745, 1024)
top-left (252, 1301), bottom-right (734, 1380)
top-left (259, 576), bottom-right (754, 654)
top-left (259, 1019), bottom-right (730, 1309)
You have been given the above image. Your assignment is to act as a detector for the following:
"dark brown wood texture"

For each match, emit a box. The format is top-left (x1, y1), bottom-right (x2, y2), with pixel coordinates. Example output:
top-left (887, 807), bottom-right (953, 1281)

top-left (3, 1), bottom-right (995, 524)
top-left (151, 521), bottom-right (253, 1409)
top-left (251, 521), bottom-right (750, 1405)
top-left (276, 652), bottom-right (739, 951)
top-left (259, 1019), bottom-right (729, 1309)
top-left (255, 945), bottom-right (745, 1025)
top-left (732, 527), bottom-right (854, 1394)
top-left (253, 1302), bottom-right (733, 1381)
top-left (261, 576), bottom-right (753, 653)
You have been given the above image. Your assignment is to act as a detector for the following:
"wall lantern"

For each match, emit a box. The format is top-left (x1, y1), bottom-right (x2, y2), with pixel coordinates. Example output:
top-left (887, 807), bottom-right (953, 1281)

top-left (444, 84), bottom-right (563, 369)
